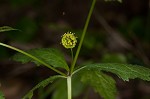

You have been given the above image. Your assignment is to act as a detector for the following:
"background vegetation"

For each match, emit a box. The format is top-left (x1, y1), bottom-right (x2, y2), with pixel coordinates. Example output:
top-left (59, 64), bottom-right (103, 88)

top-left (0, 0), bottom-right (150, 99)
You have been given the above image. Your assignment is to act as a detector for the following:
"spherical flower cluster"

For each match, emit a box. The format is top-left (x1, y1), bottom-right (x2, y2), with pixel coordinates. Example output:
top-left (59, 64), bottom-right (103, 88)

top-left (61, 32), bottom-right (77, 49)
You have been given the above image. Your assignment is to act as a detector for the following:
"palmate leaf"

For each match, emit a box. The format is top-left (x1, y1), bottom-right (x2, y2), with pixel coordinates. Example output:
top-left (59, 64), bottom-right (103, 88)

top-left (0, 91), bottom-right (5, 99)
top-left (81, 69), bottom-right (117, 99)
top-left (23, 75), bottom-right (63, 99)
top-left (0, 26), bottom-right (18, 32)
top-left (73, 63), bottom-right (150, 99)
top-left (12, 48), bottom-right (69, 71)
top-left (76, 63), bottom-right (150, 81)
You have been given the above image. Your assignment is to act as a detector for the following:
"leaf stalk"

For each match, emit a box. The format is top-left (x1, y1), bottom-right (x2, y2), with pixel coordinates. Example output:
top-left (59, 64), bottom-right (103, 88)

top-left (70, 0), bottom-right (97, 73)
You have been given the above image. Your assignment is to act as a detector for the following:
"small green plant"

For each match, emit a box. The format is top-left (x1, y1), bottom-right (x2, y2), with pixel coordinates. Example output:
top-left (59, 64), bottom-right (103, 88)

top-left (0, 0), bottom-right (150, 99)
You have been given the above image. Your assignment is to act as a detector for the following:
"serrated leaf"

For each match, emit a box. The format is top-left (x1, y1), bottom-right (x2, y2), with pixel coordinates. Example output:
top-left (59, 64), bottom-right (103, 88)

top-left (81, 69), bottom-right (117, 99)
top-left (0, 90), bottom-right (5, 99)
top-left (78, 63), bottom-right (150, 81)
top-left (12, 48), bottom-right (69, 71)
top-left (0, 26), bottom-right (18, 32)
top-left (23, 75), bottom-right (63, 99)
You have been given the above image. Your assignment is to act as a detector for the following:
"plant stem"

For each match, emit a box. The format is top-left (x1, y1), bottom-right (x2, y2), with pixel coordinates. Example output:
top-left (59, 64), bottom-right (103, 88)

top-left (0, 42), bottom-right (67, 76)
top-left (70, 0), bottom-right (96, 73)
top-left (70, 48), bottom-right (74, 62)
top-left (67, 76), bottom-right (72, 99)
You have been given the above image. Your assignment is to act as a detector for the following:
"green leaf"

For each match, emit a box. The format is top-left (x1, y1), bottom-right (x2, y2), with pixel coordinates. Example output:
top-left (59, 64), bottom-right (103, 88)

top-left (51, 79), bottom-right (67, 99)
top-left (12, 48), bottom-right (69, 71)
top-left (0, 90), bottom-right (5, 99)
top-left (23, 75), bottom-right (63, 99)
top-left (77, 63), bottom-right (150, 81)
top-left (72, 74), bottom-right (85, 97)
top-left (0, 26), bottom-right (17, 32)
top-left (81, 69), bottom-right (117, 99)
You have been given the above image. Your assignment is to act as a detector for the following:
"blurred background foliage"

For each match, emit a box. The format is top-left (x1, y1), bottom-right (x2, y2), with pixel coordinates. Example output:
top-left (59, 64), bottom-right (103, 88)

top-left (0, 0), bottom-right (150, 99)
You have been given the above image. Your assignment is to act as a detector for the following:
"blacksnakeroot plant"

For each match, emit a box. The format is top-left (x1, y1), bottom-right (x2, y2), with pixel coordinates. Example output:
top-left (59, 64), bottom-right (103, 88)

top-left (0, 0), bottom-right (150, 99)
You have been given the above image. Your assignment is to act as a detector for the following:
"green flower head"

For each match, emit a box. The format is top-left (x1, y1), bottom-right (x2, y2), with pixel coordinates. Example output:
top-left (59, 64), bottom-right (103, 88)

top-left (61, 32), bottom-right (77, 49)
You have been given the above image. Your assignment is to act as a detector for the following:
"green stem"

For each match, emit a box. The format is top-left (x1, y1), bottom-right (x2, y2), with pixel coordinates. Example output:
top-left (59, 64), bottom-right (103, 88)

top-left (67, 76), bottom-right (72, 99)
top-left (70, 0), bottom-right (97, 73)
top-left (0, 42), bottom-right (66, 76)
top-left (70, 48), bottom-right (74, 62)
